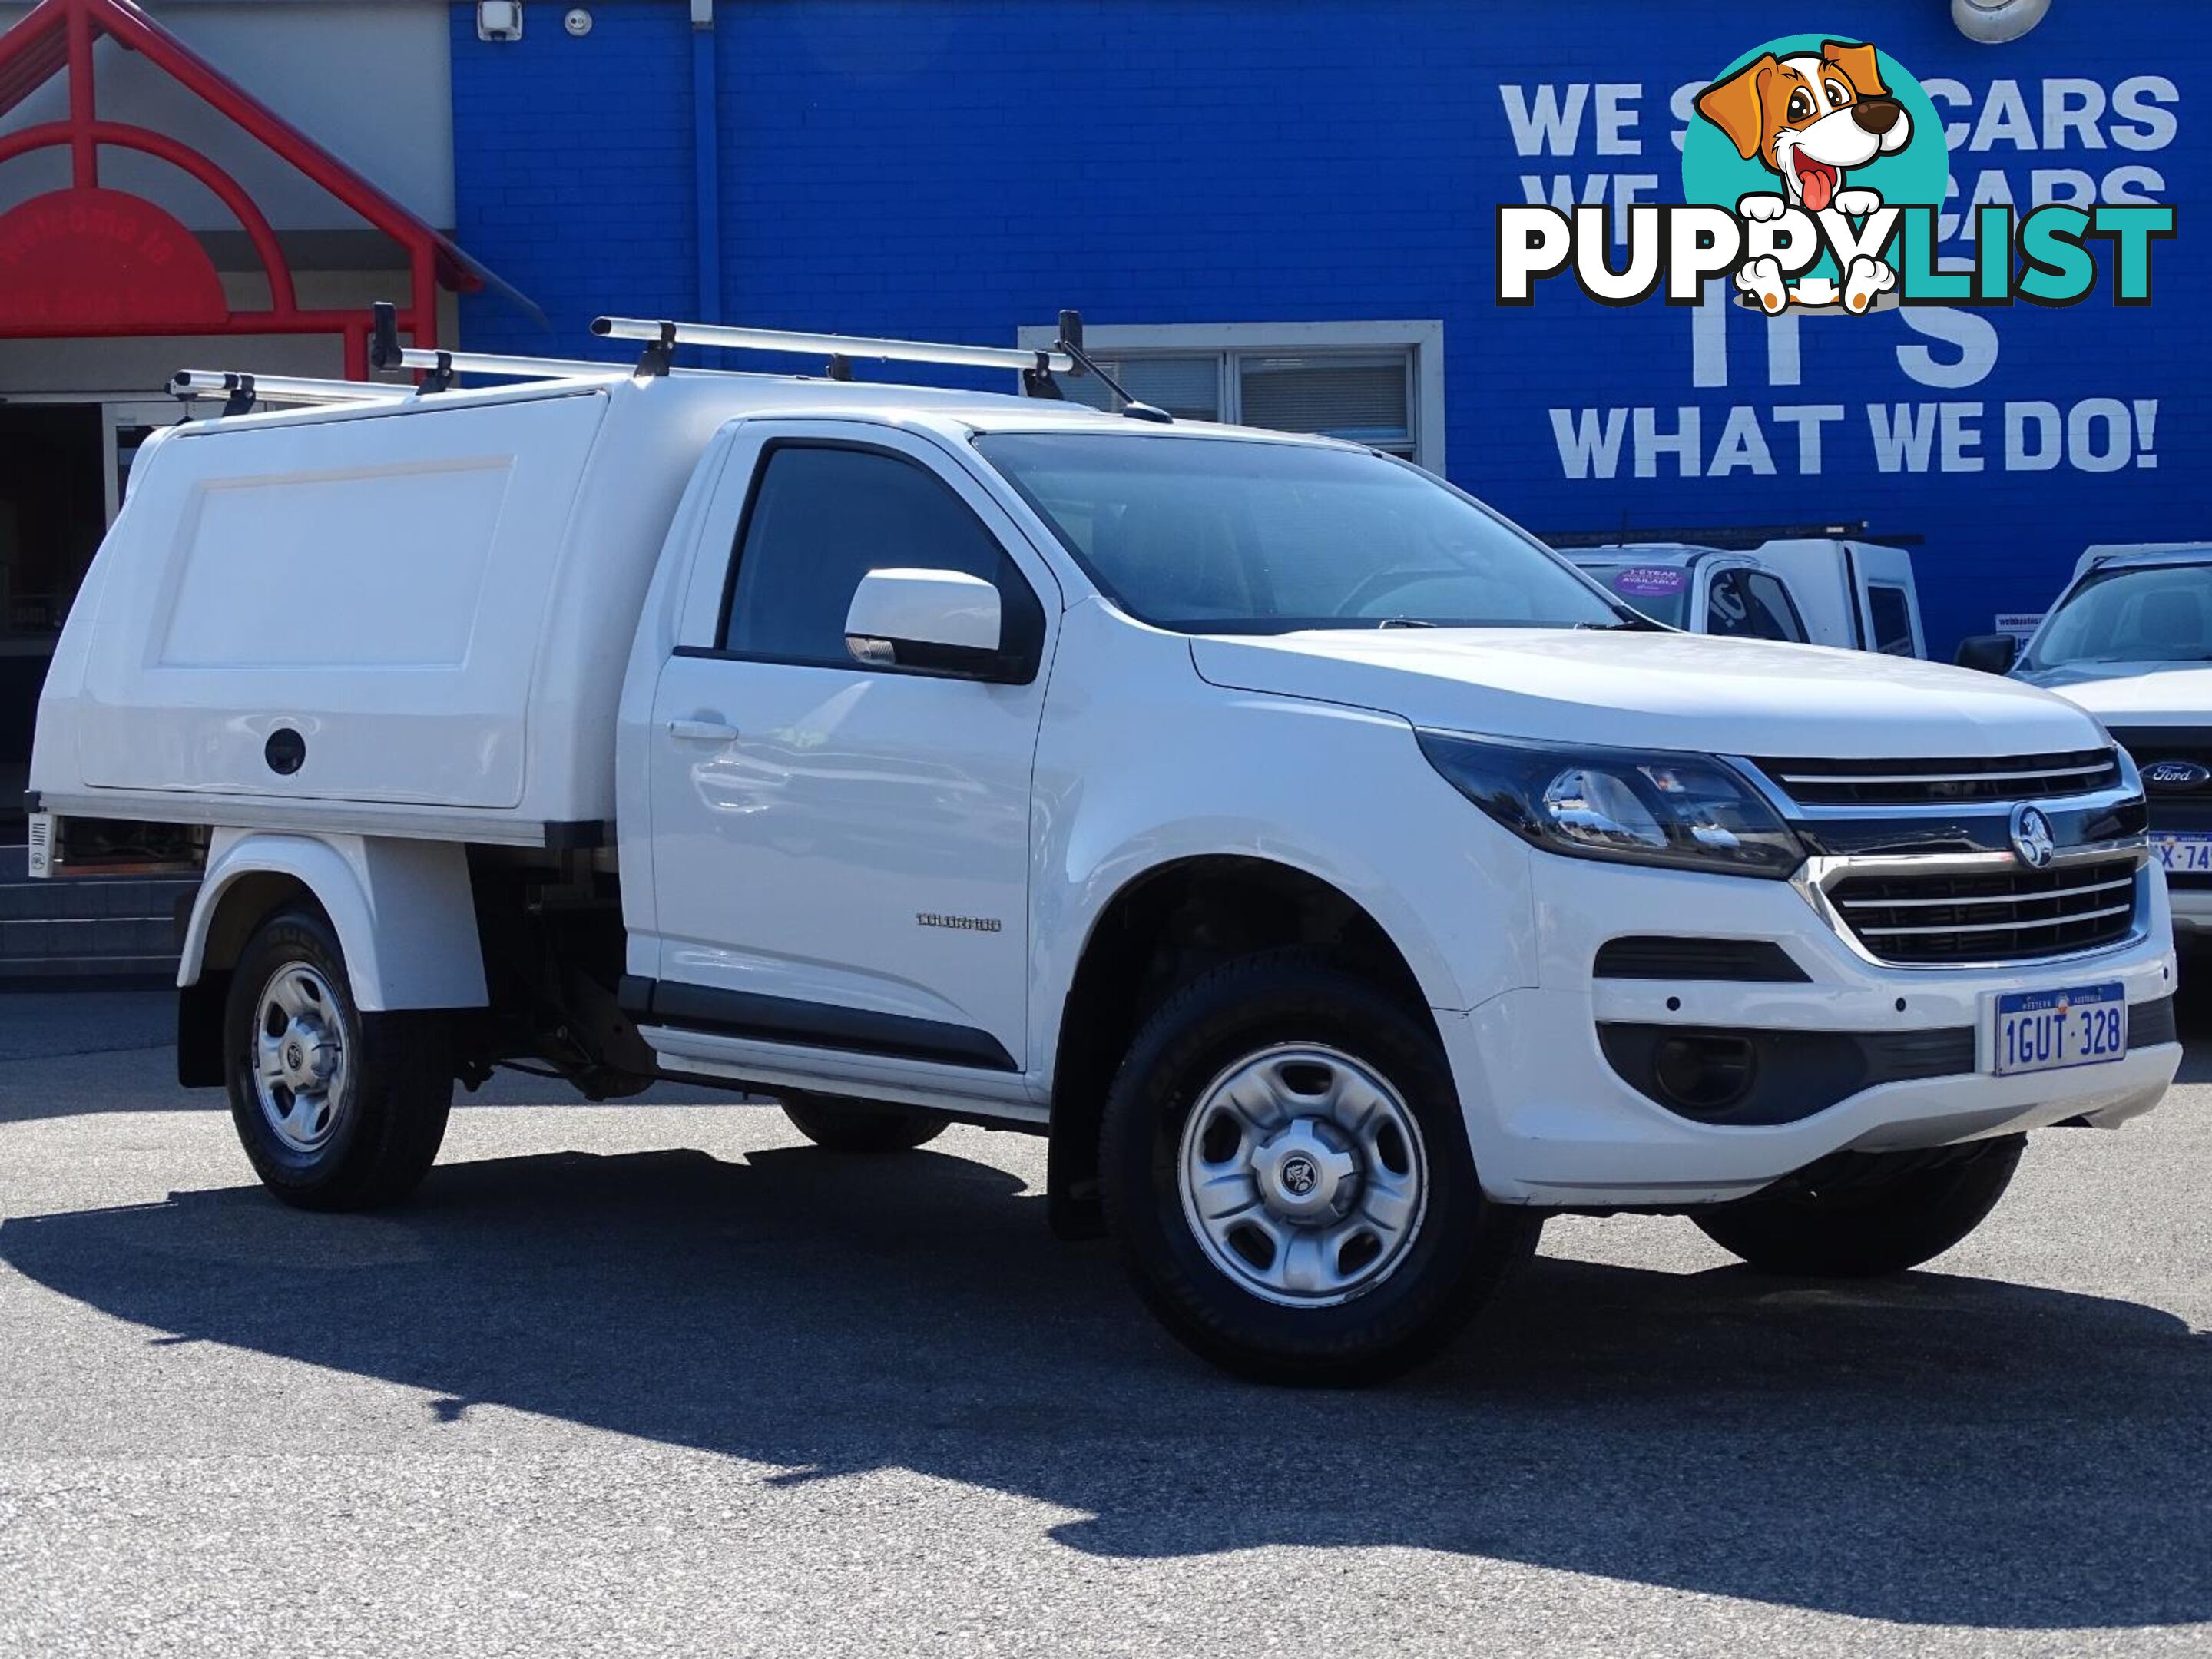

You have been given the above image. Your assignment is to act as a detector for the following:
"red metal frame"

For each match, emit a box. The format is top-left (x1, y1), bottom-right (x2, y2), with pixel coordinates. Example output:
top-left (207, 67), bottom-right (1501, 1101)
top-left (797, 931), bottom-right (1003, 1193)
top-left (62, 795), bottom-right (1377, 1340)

top-left (0, 0), bottom-right (488, 378)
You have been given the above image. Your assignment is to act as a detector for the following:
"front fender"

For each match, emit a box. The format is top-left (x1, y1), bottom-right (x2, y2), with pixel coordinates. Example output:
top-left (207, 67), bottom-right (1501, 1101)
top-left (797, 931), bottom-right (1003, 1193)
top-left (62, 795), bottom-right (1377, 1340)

top-left (179, 830), bottom-right (486, 1012)
top-left (1025, 609), bottom-right (1540, 1081)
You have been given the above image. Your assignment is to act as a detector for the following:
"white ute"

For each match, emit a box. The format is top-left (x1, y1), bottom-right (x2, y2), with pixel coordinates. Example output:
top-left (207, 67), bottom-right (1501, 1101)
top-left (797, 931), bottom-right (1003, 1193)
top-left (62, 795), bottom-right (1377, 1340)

top-left (1959, 543), bottom-right (2212, 937)
top-left (27, 312), bottom-right (2182, 1383)
top-left (1565, 533), bottom-right (1926, 656)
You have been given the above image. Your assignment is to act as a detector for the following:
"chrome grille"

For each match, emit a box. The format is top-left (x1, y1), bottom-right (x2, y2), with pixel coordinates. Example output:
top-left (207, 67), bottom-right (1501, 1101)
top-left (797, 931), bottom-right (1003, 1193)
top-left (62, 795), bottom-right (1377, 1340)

top-left (1827, 858), bottom-right (2140, 965)
top-left (1753, 749), bottom-right (2121, 807)
top-left (2104, 728), bottom-right (2209, 775)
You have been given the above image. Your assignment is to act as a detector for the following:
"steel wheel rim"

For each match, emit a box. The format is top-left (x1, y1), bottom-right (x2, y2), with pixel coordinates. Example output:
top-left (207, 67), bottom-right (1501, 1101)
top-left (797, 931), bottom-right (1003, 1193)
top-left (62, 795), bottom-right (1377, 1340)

top-left (1177, 1043), bottom-right (1429, 1308)
top-left (250, 960), bottom-right (351, 1154)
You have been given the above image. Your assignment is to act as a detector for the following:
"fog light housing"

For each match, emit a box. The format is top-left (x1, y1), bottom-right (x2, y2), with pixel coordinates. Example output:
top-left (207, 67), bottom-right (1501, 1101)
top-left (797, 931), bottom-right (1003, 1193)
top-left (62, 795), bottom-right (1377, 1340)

top-left (1651, 1034), bottom-right (1757, 1115)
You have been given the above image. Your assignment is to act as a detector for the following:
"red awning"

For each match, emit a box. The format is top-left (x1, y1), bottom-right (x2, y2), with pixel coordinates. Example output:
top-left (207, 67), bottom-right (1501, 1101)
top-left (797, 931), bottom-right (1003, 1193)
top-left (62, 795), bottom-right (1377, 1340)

top-left (0, 0), bottom-right (538, 373)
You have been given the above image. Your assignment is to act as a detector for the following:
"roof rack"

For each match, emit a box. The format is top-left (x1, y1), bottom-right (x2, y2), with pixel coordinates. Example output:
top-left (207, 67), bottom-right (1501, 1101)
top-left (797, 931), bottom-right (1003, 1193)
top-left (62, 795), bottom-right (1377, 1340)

top-left (591, 314), bottom-right (1078, 383)
top-left (369, 300), bottom-right (621, 389)
top-left (590, 309), bottom-right (1174, 422)
top-left (1541, 522), bottom-right (1926, 551)
top-left (168, 371), bottom-right (412, 416)
top-left (171, 303), bottom-right (1167, 422)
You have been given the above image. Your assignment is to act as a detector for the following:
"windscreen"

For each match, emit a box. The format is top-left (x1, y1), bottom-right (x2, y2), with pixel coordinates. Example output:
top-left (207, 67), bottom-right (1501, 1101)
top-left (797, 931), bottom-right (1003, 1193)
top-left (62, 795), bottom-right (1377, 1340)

top-left (1578, 561), bottom-right (1691, 628)
top-left (2025, 563), bottom-right (2212, 668)
top-left (974, 432), bottom-right (1624, 634)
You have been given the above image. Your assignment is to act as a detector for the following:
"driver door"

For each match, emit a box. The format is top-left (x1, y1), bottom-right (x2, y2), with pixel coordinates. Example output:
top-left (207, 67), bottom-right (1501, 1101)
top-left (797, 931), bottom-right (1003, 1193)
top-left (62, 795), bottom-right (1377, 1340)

top-left (642, 422), bottom-right (1059, 1079)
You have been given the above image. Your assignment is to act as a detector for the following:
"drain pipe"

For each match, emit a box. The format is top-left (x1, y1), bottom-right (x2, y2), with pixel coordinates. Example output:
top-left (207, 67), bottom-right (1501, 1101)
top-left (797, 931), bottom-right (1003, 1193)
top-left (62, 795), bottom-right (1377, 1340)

top-left (690, 0), bottom-right (723, 329)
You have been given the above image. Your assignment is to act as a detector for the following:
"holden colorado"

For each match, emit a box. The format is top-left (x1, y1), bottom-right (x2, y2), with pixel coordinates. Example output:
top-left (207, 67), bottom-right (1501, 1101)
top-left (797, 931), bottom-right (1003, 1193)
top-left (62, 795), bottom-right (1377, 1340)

top-left (26, 313), bottom-right (2180, 1383)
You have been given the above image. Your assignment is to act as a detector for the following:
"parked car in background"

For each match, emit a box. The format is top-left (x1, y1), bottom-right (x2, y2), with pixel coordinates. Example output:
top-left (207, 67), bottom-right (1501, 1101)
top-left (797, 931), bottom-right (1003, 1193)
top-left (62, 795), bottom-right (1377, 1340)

top-left (1959, 543), bottom-right (2212, 935)
top-left (1563, 536), bottom-right (1925, 656)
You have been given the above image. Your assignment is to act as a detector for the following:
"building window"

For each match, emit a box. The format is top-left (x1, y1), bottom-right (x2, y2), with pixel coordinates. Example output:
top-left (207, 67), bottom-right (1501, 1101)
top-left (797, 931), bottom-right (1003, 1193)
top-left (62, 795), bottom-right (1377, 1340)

top-left (1015, 321), bottom-right (1445, 473)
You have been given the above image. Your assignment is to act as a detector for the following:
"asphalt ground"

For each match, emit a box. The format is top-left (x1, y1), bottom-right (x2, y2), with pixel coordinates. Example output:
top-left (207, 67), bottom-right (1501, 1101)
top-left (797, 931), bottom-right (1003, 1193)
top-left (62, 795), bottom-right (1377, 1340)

top-left (1, 983), bottom-right (2207, 1657)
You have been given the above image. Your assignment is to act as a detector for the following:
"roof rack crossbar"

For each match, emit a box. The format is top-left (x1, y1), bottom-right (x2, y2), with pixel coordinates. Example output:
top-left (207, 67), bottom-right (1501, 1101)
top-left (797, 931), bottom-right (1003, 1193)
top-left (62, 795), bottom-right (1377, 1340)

top-left (168, 371), bottom-right (412, 412)
top-left (1540, 522), bottom-right (1926, 551)
top-left (591, 315), bottom-right (1077, 377)
top-left (373, 344), bottom-right (627, 382)
top-left (366, 298), bottom-right (624, 385)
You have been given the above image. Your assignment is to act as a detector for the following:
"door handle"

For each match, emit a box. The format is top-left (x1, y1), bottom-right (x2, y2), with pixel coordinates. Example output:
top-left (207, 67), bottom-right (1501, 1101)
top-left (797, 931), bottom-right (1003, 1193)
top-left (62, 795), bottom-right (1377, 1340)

top-left (667, 718), bottom-right (738, 743)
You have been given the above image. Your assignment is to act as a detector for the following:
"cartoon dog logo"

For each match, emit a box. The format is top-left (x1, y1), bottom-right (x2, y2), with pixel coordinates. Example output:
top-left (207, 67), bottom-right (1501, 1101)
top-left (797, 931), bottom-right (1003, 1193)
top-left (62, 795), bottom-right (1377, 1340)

top-left (1695, 40), bottom-right (1912, 313)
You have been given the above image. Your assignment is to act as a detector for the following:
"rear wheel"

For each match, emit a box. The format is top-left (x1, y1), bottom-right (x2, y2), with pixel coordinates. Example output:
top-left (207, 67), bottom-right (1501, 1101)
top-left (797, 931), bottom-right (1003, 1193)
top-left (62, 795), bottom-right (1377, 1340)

top-left (1101, 951), bottom-right (1538, 1386)
top-left (1692, 1135), bottom-right (2026, 1277)
top-left (780, 1093), bottom-right (949, 1153)
top-left (223, 906), bottom-right (453, 1210)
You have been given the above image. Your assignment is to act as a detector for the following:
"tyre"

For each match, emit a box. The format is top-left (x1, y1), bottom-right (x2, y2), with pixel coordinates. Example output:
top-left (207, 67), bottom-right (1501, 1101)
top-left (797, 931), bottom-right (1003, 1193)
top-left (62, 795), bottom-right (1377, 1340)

top-left (1100, 949), bottom-right (1538, 1386)
top-left (780, 1093), bottom-right (949, 1153)
top-left (223, 906), bottom-right (454, 1210)
top-left (1692, 1134), bottom-right (2026, 1277)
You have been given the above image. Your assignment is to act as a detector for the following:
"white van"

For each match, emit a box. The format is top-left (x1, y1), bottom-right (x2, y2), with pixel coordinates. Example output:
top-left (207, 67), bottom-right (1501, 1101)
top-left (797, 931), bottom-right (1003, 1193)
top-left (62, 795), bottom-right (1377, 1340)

top-left (25, 313), bottom-right (2177, 1383)
top-left (1566, 535), bottom-right (1926, 656)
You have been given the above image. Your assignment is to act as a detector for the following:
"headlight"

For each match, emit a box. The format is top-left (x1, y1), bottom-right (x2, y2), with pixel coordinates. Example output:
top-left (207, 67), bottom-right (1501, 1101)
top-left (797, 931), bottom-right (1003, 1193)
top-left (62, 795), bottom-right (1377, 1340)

top-left (1417, 731), bottom-right (1804, 879)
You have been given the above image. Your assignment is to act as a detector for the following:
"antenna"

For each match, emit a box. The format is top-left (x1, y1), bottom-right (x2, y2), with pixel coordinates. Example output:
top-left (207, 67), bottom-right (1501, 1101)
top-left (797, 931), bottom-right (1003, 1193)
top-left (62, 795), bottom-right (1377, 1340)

top-left (1044, 310), bottom-right (1172, 425)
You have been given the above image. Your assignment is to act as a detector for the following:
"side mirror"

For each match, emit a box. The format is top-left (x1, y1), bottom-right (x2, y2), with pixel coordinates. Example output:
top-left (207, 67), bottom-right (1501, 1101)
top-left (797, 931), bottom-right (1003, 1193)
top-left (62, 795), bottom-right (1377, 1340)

top-left (1953, 633), bottom-right (2021, 674)
top-left (844, 568), bottom-right (1007, 677)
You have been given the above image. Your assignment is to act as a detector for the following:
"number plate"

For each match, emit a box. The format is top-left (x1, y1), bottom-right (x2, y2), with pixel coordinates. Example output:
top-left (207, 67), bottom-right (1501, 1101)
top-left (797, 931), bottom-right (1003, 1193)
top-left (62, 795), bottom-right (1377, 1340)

top-left (2153, 832), bottom-right (2212, 873)
top-left (1989, 982), bottom-right (2128, 1077)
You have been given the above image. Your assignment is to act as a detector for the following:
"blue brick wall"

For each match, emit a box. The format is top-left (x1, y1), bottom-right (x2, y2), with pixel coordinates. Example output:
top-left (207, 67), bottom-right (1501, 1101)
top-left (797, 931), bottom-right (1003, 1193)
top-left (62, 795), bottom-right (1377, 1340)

top-left (452, 0), bottom-right (2208, 655)
top-left (451, 2), bottom-right (698, 348)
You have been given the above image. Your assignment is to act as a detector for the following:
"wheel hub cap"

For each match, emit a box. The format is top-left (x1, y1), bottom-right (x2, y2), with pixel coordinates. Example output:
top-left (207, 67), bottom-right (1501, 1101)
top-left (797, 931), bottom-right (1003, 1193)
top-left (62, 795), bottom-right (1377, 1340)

top-left (1177, 1044), bottom-right (1429, 1308)
top-left (1251, 1119), bottom-right (1359, 1222)
top-left (250, 962), bottom-right (350, 1154)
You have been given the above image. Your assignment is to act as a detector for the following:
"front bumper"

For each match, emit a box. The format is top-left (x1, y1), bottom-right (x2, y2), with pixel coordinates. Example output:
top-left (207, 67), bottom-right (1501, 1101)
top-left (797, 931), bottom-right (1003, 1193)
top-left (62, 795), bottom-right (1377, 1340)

top-left (1437, 852), bottom-right (2179, 1208)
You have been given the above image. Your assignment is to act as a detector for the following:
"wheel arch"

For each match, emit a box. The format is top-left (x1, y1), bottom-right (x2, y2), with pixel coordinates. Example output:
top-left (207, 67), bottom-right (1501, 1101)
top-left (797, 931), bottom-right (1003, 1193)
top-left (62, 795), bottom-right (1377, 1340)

top-left (180, 830), bottom-right (488, 1013)
top-left (1042, 852), bottom-right (1438, 1238)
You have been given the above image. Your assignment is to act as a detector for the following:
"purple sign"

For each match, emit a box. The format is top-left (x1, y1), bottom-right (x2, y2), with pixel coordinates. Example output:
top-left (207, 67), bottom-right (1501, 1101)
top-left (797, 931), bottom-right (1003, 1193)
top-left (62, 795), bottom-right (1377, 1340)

top-left (1611, 565), bottom-right (1686, 597)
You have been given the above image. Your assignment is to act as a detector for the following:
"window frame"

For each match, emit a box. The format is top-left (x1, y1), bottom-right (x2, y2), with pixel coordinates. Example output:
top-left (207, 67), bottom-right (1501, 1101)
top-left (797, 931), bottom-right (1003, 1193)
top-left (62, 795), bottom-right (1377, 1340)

top-left (687, 435), bottom-right (1048, 685)
top-left (1013, 320), bottom-right (1446, 474)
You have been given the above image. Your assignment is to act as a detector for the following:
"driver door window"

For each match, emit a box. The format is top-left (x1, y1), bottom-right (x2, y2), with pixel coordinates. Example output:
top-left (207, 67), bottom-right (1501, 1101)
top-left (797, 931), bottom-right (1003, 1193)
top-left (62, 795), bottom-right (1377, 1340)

top-left (720, 443), bottom-right (1043, 671)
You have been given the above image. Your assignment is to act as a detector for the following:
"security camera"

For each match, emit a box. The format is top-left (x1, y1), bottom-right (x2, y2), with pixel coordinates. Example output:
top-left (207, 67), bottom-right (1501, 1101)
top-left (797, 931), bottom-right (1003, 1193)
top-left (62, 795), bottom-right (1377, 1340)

top-left (476, 1), bottom-right (522, 42)
top-left (1952, 0), bottom-right (2051, 43)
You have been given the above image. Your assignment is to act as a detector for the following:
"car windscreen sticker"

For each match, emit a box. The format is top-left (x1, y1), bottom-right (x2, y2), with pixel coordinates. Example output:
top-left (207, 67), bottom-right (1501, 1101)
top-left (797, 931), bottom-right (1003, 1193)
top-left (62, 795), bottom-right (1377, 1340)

top-left (1611, 566), bottom-right (1686, 597)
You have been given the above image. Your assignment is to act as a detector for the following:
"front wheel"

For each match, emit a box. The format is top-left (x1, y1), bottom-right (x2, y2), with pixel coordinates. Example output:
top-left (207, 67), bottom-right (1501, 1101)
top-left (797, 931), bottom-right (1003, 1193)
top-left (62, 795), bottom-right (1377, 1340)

top-left (1692, 1134), bottom-right (2026, 1277)
top-left (1101, 951), bottom-right (1539, 1386)
top-left (224, 906), bottom-right (454, 1211)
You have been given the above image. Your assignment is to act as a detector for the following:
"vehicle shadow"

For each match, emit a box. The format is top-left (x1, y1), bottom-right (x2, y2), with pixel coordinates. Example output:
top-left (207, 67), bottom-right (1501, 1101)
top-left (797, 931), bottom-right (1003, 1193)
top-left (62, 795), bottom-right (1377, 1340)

top-left (4, 1143), bottom-right (2206, 1628)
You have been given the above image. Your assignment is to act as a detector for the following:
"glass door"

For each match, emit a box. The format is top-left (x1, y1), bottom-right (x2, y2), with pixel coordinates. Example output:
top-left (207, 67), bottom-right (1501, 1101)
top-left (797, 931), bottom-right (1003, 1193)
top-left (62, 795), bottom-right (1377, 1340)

top-left (104, 399), bottom-right (180, 518)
